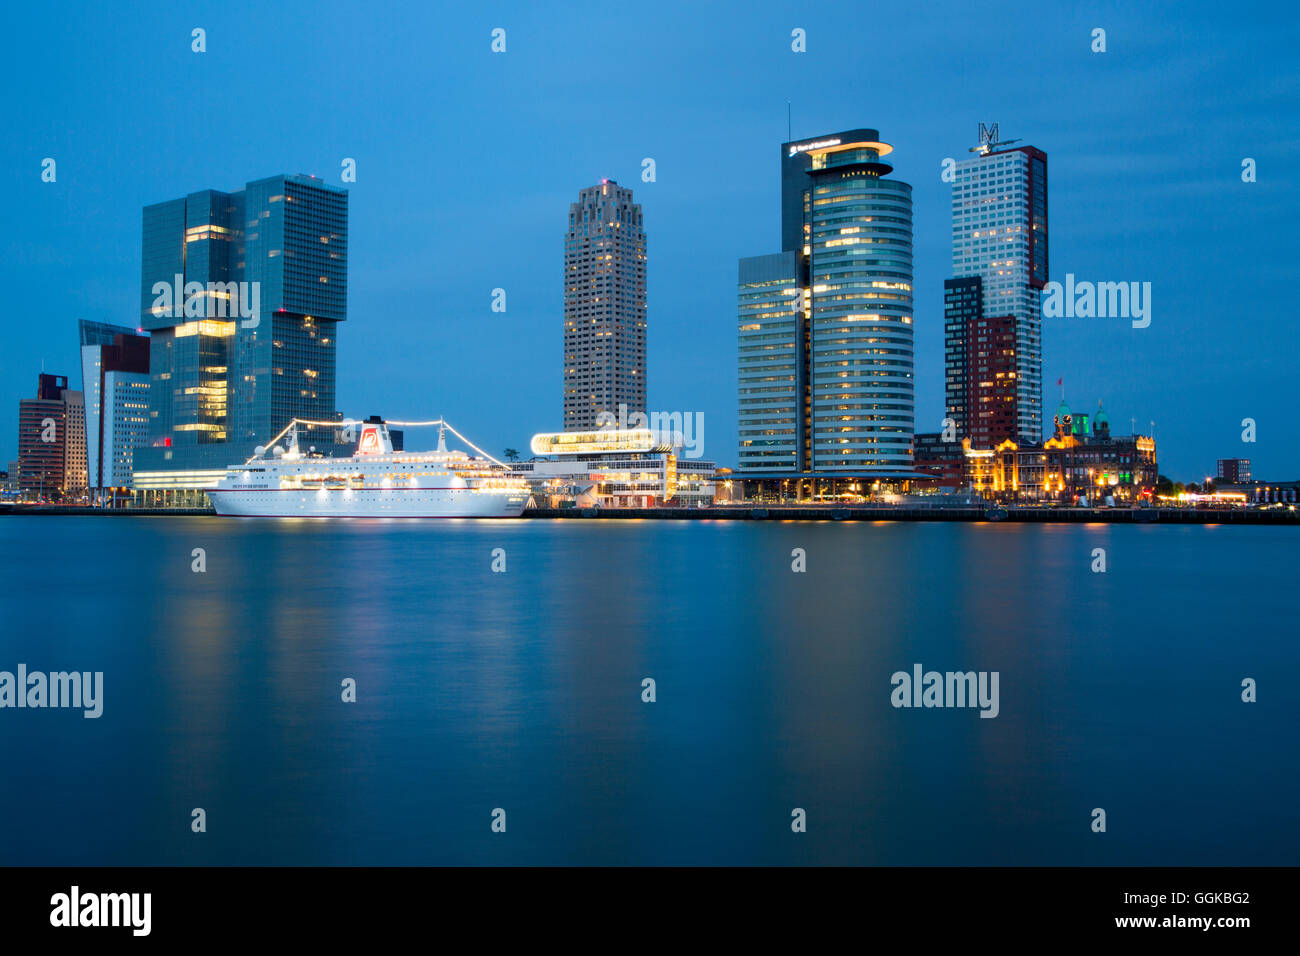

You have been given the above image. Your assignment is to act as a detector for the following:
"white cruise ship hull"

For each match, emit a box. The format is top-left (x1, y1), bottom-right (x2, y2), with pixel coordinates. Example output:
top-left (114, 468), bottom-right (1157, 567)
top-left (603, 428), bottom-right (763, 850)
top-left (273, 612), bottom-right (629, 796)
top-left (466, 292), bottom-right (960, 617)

top-left (208, 487), bottom-right (527, 518)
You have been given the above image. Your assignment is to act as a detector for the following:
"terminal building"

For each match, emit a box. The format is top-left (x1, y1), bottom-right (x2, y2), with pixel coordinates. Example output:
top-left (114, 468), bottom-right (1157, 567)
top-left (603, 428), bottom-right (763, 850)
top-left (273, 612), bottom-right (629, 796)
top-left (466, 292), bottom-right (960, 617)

top-left (516, 429), bottom-right (715, 508)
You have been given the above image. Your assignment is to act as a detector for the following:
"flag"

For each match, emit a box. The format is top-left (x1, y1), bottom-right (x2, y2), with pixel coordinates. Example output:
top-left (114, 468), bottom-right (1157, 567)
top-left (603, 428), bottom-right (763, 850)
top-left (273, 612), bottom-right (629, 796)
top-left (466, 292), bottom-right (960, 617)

top-left (1056, 377), bottom-right (1063, 386)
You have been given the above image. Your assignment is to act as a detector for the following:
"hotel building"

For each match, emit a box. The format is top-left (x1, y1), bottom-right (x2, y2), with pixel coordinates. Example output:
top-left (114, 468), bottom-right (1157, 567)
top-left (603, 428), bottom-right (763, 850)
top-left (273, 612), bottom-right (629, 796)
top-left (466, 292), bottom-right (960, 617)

top-left (961, 400), bottom-right (1157, 501)
top-left (945, 129), bottom-right (1048, 445)
top-left (738, 128), bottom-right (914, 494)
top-left (563, 180), bottom-right (647, 432)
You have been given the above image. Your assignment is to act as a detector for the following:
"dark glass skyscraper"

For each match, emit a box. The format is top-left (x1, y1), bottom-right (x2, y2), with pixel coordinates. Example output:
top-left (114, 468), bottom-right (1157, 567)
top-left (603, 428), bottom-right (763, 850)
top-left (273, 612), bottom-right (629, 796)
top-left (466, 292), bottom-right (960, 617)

top-left (141, 189), bottom-right (241, 446)
top-left (140, 174), bottom-right (347, 456)
top-left (235, 175), bottom-right (348, 448)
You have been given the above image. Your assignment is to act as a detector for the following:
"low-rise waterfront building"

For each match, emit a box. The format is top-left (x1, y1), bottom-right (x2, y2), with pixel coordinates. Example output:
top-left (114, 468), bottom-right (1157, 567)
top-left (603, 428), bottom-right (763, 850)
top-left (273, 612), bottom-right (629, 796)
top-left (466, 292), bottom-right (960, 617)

top-left (519, 429), bottom-right (715, 507)
top-left (963, 399), bottom-right (1157, 502)
top-left (1214, 479), bottom-right (1299, 505)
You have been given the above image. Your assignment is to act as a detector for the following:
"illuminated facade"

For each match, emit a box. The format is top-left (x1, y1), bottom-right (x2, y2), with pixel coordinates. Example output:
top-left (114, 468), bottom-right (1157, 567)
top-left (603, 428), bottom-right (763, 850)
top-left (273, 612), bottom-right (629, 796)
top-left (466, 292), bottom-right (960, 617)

top-left (234, 175), bottom-right (347, 450)
top-left (521, 429), bottom-right (715, 507)
top-left (79, 320), bottom-right (151, 495)
top-left (944, 277), bottom-right (1018, 448)
top-left (737, 252), bottom-right (803, 470)
top-left (563, 181), bottom-right (646, 431)
top-left (739, 128), bottom-right (914, 476)
top-left (136, 174), bottom-right (347, 489)
top-left (141, 189), bottom-right (240, 445)
top-left (141, 174), bottom-right (347, 455)
top-left (946, 132), bottom-right (1048, 444)
top-left (16, 374), bottom-right (86, 499)
top-left (964, 400), bottom-right (1157, 501)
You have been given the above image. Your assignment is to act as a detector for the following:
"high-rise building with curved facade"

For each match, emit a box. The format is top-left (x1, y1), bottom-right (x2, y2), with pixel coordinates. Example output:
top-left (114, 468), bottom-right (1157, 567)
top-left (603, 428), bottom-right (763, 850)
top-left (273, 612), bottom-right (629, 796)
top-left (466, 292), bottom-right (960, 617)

top-left (739, 129), bottom-right (914, 483)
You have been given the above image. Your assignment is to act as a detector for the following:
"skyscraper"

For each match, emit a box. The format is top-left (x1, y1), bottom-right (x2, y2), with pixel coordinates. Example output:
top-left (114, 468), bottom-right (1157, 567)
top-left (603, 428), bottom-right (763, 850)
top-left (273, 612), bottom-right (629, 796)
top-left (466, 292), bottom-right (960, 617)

top-left (739, 129), bottom-right (914, 477)
top-left (17, 373), bottom-right (86, 499)
top-left (140, 189), bottom-right (242, 447)
top-left (140, 174), bottom-right (347, 456)
top-left (563, 180), bottom-right (646, 431)
top-left (79, 320), bottom-right (151, 496)
top-left (945, 126), bottom-right (1048, 445)
top-left (234, 175), bottom-right (348, 449)
top-left (738, 252), bottom-right (804, 471)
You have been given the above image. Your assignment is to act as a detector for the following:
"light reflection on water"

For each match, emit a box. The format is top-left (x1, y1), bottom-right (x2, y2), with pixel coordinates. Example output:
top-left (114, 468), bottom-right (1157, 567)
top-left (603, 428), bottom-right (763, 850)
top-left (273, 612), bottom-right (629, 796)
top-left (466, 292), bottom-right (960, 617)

top-left (0, 517), bottom-right (1295, 865)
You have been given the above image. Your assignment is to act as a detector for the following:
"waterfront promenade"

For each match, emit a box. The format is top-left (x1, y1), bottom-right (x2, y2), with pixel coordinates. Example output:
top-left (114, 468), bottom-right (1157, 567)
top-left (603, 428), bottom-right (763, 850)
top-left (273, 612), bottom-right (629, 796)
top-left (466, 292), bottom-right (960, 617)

top-left (3, 503), bottom-right (1297, 524)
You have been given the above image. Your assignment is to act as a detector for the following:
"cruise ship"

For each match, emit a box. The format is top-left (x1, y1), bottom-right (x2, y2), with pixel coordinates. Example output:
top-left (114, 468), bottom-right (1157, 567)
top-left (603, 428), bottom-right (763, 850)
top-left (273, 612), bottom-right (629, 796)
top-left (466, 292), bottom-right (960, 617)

top-left (207, 420), bottom-right (530, 518)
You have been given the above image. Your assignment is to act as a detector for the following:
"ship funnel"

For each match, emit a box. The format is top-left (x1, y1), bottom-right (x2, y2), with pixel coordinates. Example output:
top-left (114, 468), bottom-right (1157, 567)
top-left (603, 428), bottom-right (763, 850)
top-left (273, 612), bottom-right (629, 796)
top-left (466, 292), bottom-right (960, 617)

top-left (437, 421), bottom-right (447, 453)
top-left (355, 421), bottom-right (394, 456)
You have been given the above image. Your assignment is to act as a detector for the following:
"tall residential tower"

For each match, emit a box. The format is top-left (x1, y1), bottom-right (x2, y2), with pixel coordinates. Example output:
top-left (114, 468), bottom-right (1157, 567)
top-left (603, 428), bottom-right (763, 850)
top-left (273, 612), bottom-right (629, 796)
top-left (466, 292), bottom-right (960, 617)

top-left (563, 180), bottom-right (646, 431)
top-left (739, 129), bottom-right (914, 477)
top-left (944, 126), bottom-right (1048, 446)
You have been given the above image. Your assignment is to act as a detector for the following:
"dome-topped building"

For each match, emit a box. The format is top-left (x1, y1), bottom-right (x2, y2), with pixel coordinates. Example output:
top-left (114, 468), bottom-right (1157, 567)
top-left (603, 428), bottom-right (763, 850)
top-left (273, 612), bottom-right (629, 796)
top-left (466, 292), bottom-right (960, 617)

top-left (1053, 399), bottom-right (1073, 439)
top-left (1093, 401), bottom-right (1110, 439)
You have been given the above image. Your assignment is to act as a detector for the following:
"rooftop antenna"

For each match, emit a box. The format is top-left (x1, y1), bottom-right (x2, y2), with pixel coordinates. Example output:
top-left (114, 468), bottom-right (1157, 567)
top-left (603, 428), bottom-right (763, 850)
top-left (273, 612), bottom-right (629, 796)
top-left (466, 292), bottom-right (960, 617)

top-left (970, 122), bottom-right (1022, 156)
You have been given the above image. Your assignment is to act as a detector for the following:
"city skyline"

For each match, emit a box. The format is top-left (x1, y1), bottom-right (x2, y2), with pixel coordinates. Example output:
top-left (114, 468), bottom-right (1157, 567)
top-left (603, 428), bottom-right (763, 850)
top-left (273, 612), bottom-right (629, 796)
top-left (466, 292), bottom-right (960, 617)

top-left (3, 1), bottom-right (1295, 480)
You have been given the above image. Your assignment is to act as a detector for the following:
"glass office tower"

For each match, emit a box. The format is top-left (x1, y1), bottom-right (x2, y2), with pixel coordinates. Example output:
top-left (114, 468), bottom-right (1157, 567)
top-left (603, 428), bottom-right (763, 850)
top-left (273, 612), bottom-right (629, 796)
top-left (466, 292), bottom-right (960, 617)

top-left (946, 138), bottom-right (1048, 444)
top-left (235, 174), bottom-right (348, 449)
top-left (737, 252), bottom-right (804, 471)
top-left (141, 190), bottom-right (241, 446)
top-left (739, 129), bottom-right (914, 477)
top-left (79, 320), bottom-right (150, 493)
top-left (140, 174), bottom-right (347, 458)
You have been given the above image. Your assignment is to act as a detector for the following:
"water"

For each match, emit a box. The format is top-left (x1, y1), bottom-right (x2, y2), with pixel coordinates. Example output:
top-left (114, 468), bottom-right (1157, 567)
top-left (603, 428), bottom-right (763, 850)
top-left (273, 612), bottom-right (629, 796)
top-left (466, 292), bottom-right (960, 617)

top-left (0, 516), bottom-right (1295, 865)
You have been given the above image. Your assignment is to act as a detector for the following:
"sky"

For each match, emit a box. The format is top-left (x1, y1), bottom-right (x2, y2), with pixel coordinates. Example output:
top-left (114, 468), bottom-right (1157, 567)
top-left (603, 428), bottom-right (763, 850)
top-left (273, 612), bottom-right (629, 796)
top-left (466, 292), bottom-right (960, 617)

top-left (2, 0), bottom-right (1298, 479)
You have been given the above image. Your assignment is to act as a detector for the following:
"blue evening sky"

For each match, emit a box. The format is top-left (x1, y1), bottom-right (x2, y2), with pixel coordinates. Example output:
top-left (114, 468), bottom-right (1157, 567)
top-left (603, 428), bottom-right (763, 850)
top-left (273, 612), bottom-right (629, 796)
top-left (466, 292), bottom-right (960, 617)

top-left (2, 0), bottom-right (1297, 478)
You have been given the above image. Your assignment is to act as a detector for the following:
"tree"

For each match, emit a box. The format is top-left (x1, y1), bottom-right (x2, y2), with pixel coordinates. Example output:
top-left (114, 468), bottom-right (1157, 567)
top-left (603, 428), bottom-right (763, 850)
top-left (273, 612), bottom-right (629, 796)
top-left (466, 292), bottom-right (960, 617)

top-left (503, 448), bottom-right (519, 462)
